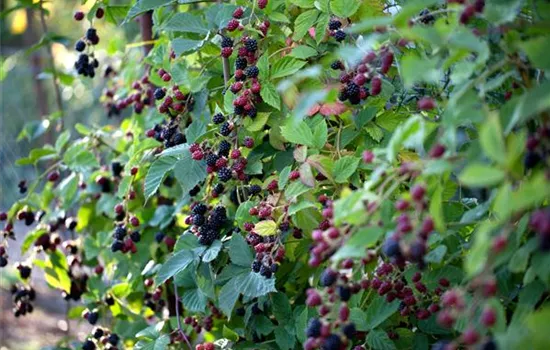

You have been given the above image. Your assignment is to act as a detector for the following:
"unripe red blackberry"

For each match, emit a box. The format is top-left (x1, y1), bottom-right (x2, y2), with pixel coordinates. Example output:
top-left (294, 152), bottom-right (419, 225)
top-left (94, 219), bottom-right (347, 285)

top-left (418, 97), bottom-right (436, 110)
top-left (339, 305), bottom-right (350, 321)
top-left (96, 8), bottom-right (105, 19)
top-left (257, 0), bottom-right (268, 9)
top-left (370, 77), bottom-right (382, 96)
top-left (462, 328), bottom-right (479, 345)
top-left (492, 235), bottom-right (508, 253)
top-left (481, 306), bottom-right (496, 327)
top-left (289, 170), bottom-right (300, 181)
top-left (47, 170), bottom-right (60, 182)
top-left (429, 143), bottom-right (446, 158)
top-left (243, 137), bottom-right (254, 148)
top-left (233, 7), bottom-right (244, 19)
top-left (74, 11), bottom-right (85, 21)
top-left (221, 47), bottom-right (233, 58)
top-left (162, 73), bottom-right (171, 82)
top-left (192, 150), bottom-right (204, 160)
top-left (410, 184), bottom-right (425, 201)
top-left (437, 310), bottom-right (455, 328)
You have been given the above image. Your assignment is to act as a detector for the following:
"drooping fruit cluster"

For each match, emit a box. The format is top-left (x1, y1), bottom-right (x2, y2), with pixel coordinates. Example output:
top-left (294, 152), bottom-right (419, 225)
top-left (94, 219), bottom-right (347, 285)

top-left (189, 141), bottom-right (250, 185)
top-left (81, 327), bottom-right (120, 350)
top-left (328, 18), bottom-right (347, 42)
top-left (332, 47), bottom-right (392, 105)
top-left (10, 284), bottom-right (36, 317)
top-left (143, 278), bottom-right (166, 313)
top-left (60, 241), bottom-right (89, 301)
top-left (73, 9), bottom-right (104, 77)
top-left (381, 184), bottom-right (435, 267)
top-left (103, 75), bottom-right (156, 117)
top-left (186, 203), bottom-right (227, 245)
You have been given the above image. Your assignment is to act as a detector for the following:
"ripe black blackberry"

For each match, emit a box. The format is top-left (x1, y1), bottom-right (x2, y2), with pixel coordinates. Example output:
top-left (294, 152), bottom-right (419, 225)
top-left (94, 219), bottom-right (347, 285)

top-left (75, 40), bottom-right (86, 52)
top-left (86, 28), bottom-right (99, 43)
top-left (198, 228), bottom-right (218, 245)
top-left (245, 66), bottom-right (259, 78)
top-left (338, 89), bottom-right (348, 101)
top-left (212, 113), bottom-right (225, 124)
top-left (213, 183), bottom-right (224, 194)
top-left (234, 105), bottom-right (244, 115)
top-left (249, 184), bottom-right (262, 196)
top-left (349, 95), bottom-right (361, 105)
top-left (93, 328), bottom-right (104, 339)
top-left (319, 268), bottom-right (337, 287)
top-left (0, 256), bottom-right (7, 267)
top-left (221, 37), bottom-right (234, 48)
top-left (306, 318), bottom-right (322, 337)
top-left (155, 232), bottom-right (165, 243)
top-left (346, 82), bottom-right (360, 97)
top-left (235, 57), bottom-right (247, 70)
top-left (87, 311), bottom-right (99, 325)
top-left (259, 264), bottom-right (272, 278)
top-left (247, 108), bottom-right (257, 118)
top-left (189, 185), bottom-right (201, 197)
top-left (82, 339), bottom-right (96, 350)
top-left (19, 265), bottom-right (32, 279)
top-left (154, 88), bottom-right (166, 100)
top-left (130, 231), bottom-right (141, 242)
top-left (192, 214), bottom-right (205, 226)
top-left (337, 285), bottom-right (351, 301)
top-left (328, 18), bottom-right (342, 30)
top-left (173, 133), bottom-right (186, 145)
top-left (245, 38), bottom-right (258, 52)
top-left (330, 60), bottom-right (343, 70)
top-left (209, 206), bottom-right (227, 228)
top-left (218, 167), bottom-right (232, 182)
top-left (107, 333), bottom-right (119, 345)
top-left (206, 154), bottom-right (219, 167)
top-left (192, 203), bottom-right (208, 215)
top-left (220, 122), bottom-right (232, 136)
top-left (342, 323), bottom-right (356, 338)
top-left (334, 30), bottom-right (346, 42)
top-left (113, 225), bottom-right (127, 240)
top-left (111, 161), bottom-right (123, 177)
top-left (111, 240), bottom-right (123, 252)
top-left (104, 295), bottom-right (115, 305)
top-left (218, 140), bottom-right (231, 157)
top-left (252, 260), bottom-right (261, 272)
top-left (322, 334), bottom-right (342, 350)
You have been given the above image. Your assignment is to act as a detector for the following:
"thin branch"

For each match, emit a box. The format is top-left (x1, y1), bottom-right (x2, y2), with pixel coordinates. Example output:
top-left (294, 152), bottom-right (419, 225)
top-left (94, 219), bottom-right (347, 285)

top-left (222, 56), bottom-right (230, 86)
top-left (38, 0), bottom-right (64, 131)
top-left (173, 281), bottom-right (193, 350)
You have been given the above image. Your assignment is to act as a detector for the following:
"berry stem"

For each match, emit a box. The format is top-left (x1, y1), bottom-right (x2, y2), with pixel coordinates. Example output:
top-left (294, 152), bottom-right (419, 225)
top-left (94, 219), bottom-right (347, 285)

top-left (173, 279), bottom-right (193, 350)
top-left (38, 0), bottom-right (64, 131)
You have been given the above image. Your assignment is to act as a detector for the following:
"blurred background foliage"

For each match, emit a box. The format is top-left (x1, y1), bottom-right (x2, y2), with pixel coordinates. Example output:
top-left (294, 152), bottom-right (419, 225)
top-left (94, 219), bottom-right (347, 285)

top-left (0, 0), bottom-right (139, 208)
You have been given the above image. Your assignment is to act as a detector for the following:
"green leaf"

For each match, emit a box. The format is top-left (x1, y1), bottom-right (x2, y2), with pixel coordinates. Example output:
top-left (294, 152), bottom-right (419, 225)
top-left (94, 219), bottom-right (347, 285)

top-left (202, 240), bottom-right (222, 262)
top-left (387, 116), bottom-right (425, 162)
top-left (21, 229), bottom-right (47, 255)
top-left (55, 130), bottom-right (70, 152)
top-left (260, 81), bottom-right (281, 110)
top-left (333, 156), bottom-right (360, 183)
top-left (331, 226), bottom-right (384, 260)
top-left (275, 326), bottom-right (296, 350)
top-left (155, 250), bottom-right (196, 285)
top-left (235, 271), bottom-right (276, 298)
top-left (219, 277), bottom-right (241, 317)
top-left (144, 157), bottom-right (177, 201)
top-left (464, 221), bottom-right (496, 276)
top-left (458, 164), bottom-right (505, 188)
top-left (480, 114), bottom-right (506, 165)
top-left (185, 120), bottom-right (207, 144)
top-left (363, 296), bottom-right (400, 330)
top-left (288, 201), bottom-right (317, 216)
top-left (222, 325), bottom-right (240, 342)
top-left (182, 288), bottom-right (207, 312)
top-left (330, 0), bottom-right (360, 17)
top-left (484, 0), bottom-right (523, 24)
top-left (290, 46), bottom-right (318, 60)
top-left (366, 329), bottom-right (397, 350)
top-left (520, 35), bottom-right (550, 70)
top-left (172, 38), bottom-right (204, 56)
top-left (312, 119), bottom-right (328, 149)
top-left (293, 9), bottom-right (319, 41)
top-left (161, 13), bottom-right (209, 34)
top-left (280, 120), bottom-right (315, 147)
top-left (255, 220), bottom-right (278, 236)
top-left (400, 55), bottom-right (441, 88)
top-left (125, 0), bottom-right (175, 22)
top-left (271, 57), bottom-right (307, 79)
top-left (285, 181), bottom-right (311, 200)
top-left (228, 233), bottom-right (254, 267)
top-left (502, 80), bottom-right (550, 133)
top-left (173, 153), bottom-right (207, 195)
top-left (243, 112), bottom-right (270, 132)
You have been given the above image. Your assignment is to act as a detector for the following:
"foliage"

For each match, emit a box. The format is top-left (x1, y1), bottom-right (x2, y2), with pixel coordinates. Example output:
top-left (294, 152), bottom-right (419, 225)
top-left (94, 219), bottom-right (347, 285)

top-left (2, 0), bottom-right (550, 349)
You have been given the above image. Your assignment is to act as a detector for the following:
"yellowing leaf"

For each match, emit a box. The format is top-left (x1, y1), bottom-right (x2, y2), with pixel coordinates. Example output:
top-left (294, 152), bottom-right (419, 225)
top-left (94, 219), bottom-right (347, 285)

top-left (255, 220), bottom-right (278, 236)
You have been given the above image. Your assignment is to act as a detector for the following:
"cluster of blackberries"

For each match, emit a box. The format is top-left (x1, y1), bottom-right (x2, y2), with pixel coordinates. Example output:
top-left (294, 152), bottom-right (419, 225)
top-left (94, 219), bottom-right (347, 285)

top-left (153, 81), bottom-right (195, 116)
top-left (328, 18), bottom-right (346, 42)
top-left (104, 76), bottom-right (156, 117)
top-left (189, 142), bottom-right (250, 184)
top-left (305, 316), bottom-right (355, 350)
top-left (186, 204), bottom-right (227, 245)
top-left (243, 224), bottom-right (285, 278)
top-left (143, 279), bottom-right (166, 312)
top-left (82, 327), bottom-right (120, 350)
top-left (16, 209), bottom-right (35, 226)
top-left (530, 208), bottom-right (550, 250)
top-left (10, 285), bottom-right (35, 317)
top-left (18, 180), bottom-right (27, 194)
top-left (0, 245), bottom-right (7, 267)
top-left (83, 308), bottom-right (100, 325)
top-left (381, 184), bottom-right (435, 268)
top-left (73, 9), bottom-right (104, 77)
top-left (62, 271), bottom-right (88, 301)
top-left (308, 196), bottom-right (346, 267)
top-left (220, 35), bottom-right (234, 58)
top-left (15, 263), bottom-right (32, 279)
top-left (110, 224), bottom-right (140, 254)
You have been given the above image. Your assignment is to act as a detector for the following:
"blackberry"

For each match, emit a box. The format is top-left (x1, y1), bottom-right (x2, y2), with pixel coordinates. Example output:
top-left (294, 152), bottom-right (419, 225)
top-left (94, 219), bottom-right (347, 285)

top-left (221, 37), bottom-right (234, 48)
top-left (337, 285), bottom-right (351, 301)
top-left (346, 82), bottom-right (360, 97)
top-left (154, 88), bottom-right (166, 100)
top-left (218, 140), bottom-right (231, 157)
top-left (251, 303), bottom-right (261, 314)
top-left (93, 328), bottom-right (104, 339)
top-left (334, 30), bottom-right (346, 42)
top-left (328, 18), bottom-right (342, 30)
top-left (249, 184), bottom-right (262, 196)
top-left (235, 57), bottom-right (247, 70)
top-left (130, 231), bottom-right (141, 243)
top-left (104, 295), bottom-right (115, 305)
top-left (189, 185), bottom-right (201, 197)
top-left (319, 268), bottom-right (337, 287)
top-left (236, 307), bottom-right (245, 316)
top-left (199, 229), bottom-right (218, 245)
top-left (260, 264), bottom-right (272, 278)
top-left (111, 161), bottom-right (123, 177)
top-left (192, 214), bottom-right (205, 226)
top-left (86, 28), bottom-right (98, 41)
top-left (220, 122), bottom-right (232, 136)
top-left (322, 334), bottom-right (342, 350)
top-left (0, 256), bottom-right (7, 267)
top-left (87, 311), bottom-right (99, 325)
top-left (306, 318), bottom-right (322, 338)
top-left (382, 237), bottom-right (401, 257)
top-left (206, 154), bottom-right (219, 167)
top-left (75, 40), bottom-right (86, 52)
top-left (193, 203), bottom-right (208, 215)
top-left (234, 105), bottom-right (244, 115)
top-left (245, 66), bottom-right (259, 78)
top-left (212, 113), bottom-right (225, 124)
top-left (111, 240), bottom-right (123, 252)
top-left (173, 133), bottom-right (186, 145)
top-left (271, 264), bottom-right (278, 272)
top-left (218, 167), bottom-right (232, 182)
top-left (349, 95), bottom-right (361, 105)
top-left (213, 183), bottom-right (225, 194)
top-left (113, 225), bottom-right (127, 240)
top-left (252, 260), bottom-right (261, 272)
top-left (19, 266), bottom-right (32, 279)
top-left (82, 340), bottom-right (96, 350)
top-left (481, 339), bottom-right (497, 350)
top-left (155, 232), bottom-right (165, 243)
top-left (209, 206), bottom-right (227, 228)
top-left (338, 89), bottom-right (348, 101)
top-left (245, 38), bottom-right (258, 52)
top-left (247, 107), bottom-right (257, 118)
top-left (330, 60), bottom-right (343, 70)
top-left (92, 59), bottom-right (99, 68)
top-left (107, 333), bottom-right (119, 345)
top-left (342, 323), bottom-right (356, 338)
top-left (524, 151), bottom-right (541, 169)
